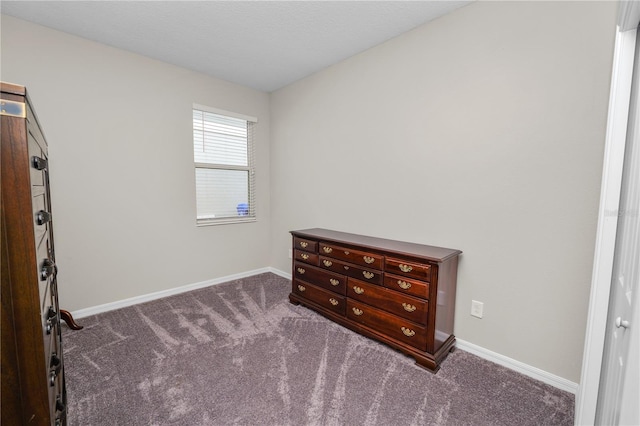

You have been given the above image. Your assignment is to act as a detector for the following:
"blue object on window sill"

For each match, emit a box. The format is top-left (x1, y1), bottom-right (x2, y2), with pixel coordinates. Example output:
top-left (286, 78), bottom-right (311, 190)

top-left (237, 203), bottom-right (249, 216)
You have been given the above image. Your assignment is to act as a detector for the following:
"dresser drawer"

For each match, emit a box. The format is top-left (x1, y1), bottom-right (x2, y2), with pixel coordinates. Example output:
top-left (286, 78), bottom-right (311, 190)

top-left (293, 262), bottom-right (346, 294)
top-left (319, 256), bottom-right (382, 285)
top-left (347, 278), bottom-right (428, 324)
top-left (46, 328), bottom-right (62, 375)
top-left (28, 135), bottom-right (46, 186)
top-left (32, 189), bottom-right (50, 247)
top-left (293, 280), bottom-right (346, 316)
top-left (39, 279), bottom-right (53, 314)
top-left (319, 242), bottom-right (383, 269)
top-left (37, 238), bottom-right (53, 310)
top-left (44, 318), bottom-right (63, 412)
top-left (293, 237), bottom-right (317, 253)
top-left (47, 341), bottom-right (64, 421)
top-left (35, 212), bottom-right (50, 259)
top-left (42, 315), bottom-right (55, 364)
top-left (385, 258), bottom-right (432, 282)
top-left (294, 249), bottom-right (318, 266)
top-left (383, 274), bottom-right (430, 300)
top-left (347, 300), bottom-right (427, 351)
top-left (42, 304), bottom-right (59, 344)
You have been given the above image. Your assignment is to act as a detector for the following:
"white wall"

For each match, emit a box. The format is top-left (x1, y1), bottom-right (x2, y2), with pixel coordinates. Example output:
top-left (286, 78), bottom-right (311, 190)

top-left (269, 1), bottom-right (617, 382)
top-left (1, 15), bottom-right (271, 312)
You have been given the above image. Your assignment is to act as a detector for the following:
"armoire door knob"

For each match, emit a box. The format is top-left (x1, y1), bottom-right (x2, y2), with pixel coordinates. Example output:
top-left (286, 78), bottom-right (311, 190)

top-left (615, 317), bottom-right (630, 329)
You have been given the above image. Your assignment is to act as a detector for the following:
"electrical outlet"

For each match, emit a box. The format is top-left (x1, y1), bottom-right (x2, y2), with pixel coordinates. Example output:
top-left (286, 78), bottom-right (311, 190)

top-left (471, 300), bottom-right (484, 319)
top-left (288, 249), bottom-right (292, 259)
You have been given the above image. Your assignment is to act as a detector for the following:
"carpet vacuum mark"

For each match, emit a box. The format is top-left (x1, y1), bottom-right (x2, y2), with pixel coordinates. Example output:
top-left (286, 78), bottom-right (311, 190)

top-left (62, 273), bottom-right (574, 425)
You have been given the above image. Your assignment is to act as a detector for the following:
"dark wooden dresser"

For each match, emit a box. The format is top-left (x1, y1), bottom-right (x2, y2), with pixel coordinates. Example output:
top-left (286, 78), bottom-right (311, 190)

top-left (289, 228), bottom-right (461, 372)
top-left (1, 82), bottom-right (67, 425)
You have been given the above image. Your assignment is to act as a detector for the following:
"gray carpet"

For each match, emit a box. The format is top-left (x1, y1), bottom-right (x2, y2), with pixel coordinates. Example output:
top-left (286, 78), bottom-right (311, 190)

top-left (62, 272), bottom-right (574, 425)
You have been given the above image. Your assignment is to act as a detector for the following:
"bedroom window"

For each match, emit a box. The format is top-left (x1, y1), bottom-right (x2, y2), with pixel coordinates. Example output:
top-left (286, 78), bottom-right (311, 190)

top-left (193, 104), bottom-right (257, 225)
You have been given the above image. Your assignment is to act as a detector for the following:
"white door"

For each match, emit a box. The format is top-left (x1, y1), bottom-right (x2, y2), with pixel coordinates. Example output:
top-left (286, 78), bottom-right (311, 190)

top-left (595, 26), bottom-right (640, 425)
top-left (617, 295), bottom-right (639, 426)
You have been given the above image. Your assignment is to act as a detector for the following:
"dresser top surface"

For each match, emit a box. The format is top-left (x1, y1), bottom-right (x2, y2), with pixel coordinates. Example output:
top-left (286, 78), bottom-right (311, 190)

top-left (1, 81), bottom-right (26, 97)
top-left (291, 228), bottom-right (461, 263)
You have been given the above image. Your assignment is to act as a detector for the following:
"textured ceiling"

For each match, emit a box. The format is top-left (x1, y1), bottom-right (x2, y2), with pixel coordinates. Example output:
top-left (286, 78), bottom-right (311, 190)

top-left (1, 1), bottom-right (472, 92)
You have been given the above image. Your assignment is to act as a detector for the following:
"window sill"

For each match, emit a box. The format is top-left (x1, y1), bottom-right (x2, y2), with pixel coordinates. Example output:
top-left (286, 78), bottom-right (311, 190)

top-left (196, 216), bottom-right (256, 227)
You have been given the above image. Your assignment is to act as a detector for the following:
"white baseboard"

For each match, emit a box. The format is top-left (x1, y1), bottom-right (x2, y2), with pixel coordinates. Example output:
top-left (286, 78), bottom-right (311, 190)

top-left (456, 339), bottom-right (578, 394)
top-left (69, 267), bottom-right (577, 395)
top-left (71, 267), bottom-right (277, 319)
top-left (268, 267), bottom-right (291, 280)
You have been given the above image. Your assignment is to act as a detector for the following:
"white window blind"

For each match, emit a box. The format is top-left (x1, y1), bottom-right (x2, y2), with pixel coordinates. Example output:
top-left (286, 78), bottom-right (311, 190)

top-left (193, 107), bottom-right (256, 224)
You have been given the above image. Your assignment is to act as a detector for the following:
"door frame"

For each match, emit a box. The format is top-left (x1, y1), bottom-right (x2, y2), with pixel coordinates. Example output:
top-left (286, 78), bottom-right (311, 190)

top-left (575, 2), bottom-right (640, 424)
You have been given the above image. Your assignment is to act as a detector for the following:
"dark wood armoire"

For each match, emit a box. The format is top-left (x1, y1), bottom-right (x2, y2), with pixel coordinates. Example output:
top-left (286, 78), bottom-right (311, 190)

top-left (1, 82), bottom-right (67, 425)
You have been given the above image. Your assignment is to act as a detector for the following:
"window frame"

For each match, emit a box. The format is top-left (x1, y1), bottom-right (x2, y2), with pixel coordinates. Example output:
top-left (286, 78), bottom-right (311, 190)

top-left (193, 103), bottom-right (257, 226)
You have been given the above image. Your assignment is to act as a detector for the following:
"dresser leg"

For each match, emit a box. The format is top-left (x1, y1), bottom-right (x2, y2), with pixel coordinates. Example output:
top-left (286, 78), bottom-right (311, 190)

top-left (60, 309), bottom-right (83, 330)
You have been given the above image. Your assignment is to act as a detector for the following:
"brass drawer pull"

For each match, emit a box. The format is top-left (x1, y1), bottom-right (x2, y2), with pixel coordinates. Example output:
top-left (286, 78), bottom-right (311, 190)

top-left (32, 156), bottom-right (48, 171)
top-left (329, 298), bottom-right (339, 306)
top-left (297, 267), bottom-right (305, 274)
top-left (323, 247), bottom-right (333, 253)
top-left (36, 210), bottom-right (52, 226)
top-left (362, 271), bottom-right (374, 279)
top-left (402, 303), bottom-right (417, 312)
top-left (299, 241), bottom-right (308, 248)
top-left (401, 327), bottom-right (415, 337)
top-left (45, 306), bottom-right (56, 335)
top-left (398, 264), bottom-right (413, 273)
top-left (344, 251), bottom-right (350, 255)
top-left (397, 280), bottom-right (412, 290)
top-left (40, 259), bottom-right (56, 281)
top-left (297, 285), bottom-right (306, 292)
top-left (363, 256), bottom-right (375, 264)
top-left (353, 286), bottom-right (364, 294)
top-left (56, 395), bottom-right (65, 413)
top-left (352, 307), bottom-right (363, 316)
top-left (323, 260), bottom-right (333, 267)
top-left (344, 266), bottom-right (350, 270)
top-left (329, 278), bottom-right (340, 286)
top-left (49, 363), bottom-right (61, 387)
top-left (300, 253), bottom-right (310, 260)
top-left (50, 352), bottom-right (61, 368)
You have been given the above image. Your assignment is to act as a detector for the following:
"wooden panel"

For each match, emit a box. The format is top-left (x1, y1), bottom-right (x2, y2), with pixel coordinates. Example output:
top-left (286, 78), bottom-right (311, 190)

top-left (347, 278), bottom-right (428, 324)
top-left (1, 216), bottom-right (22, 426)
top-left (318, 242), bottom-right (383, 269)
